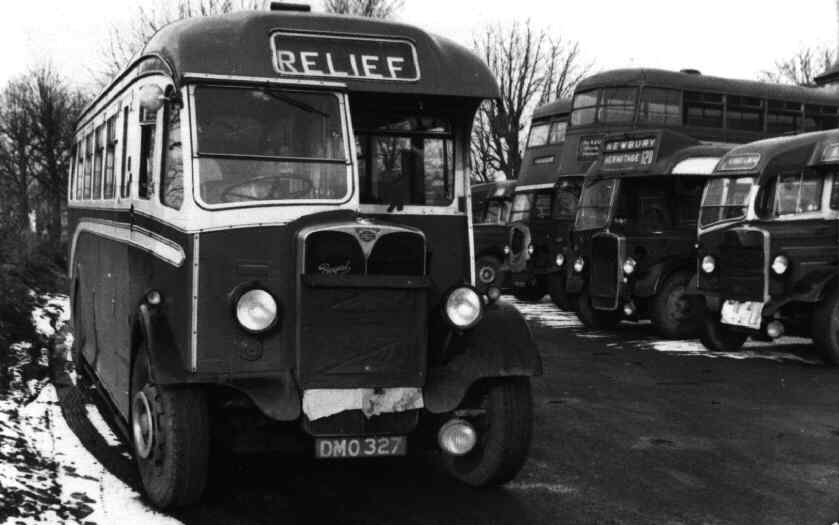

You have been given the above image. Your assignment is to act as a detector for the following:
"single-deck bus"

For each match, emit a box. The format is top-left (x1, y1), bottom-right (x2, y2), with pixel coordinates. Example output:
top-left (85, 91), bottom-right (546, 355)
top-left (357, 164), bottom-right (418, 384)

top-left (67, 5), bottom-right (541, 508)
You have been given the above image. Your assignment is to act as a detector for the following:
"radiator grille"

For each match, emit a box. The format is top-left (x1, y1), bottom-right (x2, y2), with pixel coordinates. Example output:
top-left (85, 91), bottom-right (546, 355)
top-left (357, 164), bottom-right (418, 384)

top-left (590, 234), bottom-right (619, 306)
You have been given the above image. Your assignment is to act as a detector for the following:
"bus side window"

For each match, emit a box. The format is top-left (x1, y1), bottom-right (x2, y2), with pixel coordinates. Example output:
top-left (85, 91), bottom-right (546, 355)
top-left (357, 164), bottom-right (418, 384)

top-left (161, 104), bottom-right (183, 209)
top-left (69, 143), bottom-right (77, 201)
top-left (75, 140), bottom-right (84, 200)
top-left (104, 115), bottom-right (117, 199)
top-left (138, 107), bottom-right (159, 199)
top-left (120, 106), bottom-right (130, 198)
top-left (830, 173), bottom-right (839, 210)
top-left (83, 133), bottom-right (93, 199)
top-left (93, 124), bottom-right (105, 199)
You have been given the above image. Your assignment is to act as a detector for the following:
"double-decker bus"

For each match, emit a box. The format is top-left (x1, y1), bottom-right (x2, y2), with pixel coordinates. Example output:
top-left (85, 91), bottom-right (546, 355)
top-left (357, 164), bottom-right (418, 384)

top-left (513, 68), bottom-right (839, 310)
top-left (471, 180), bottom-right (515, 291)
top-left (67, 5), bottom-right (541, 508)
top-left (566, 130), bottom-right (734, 334)
top-left (506, 99), bottom-right (571, 300)
top-left (696, 129), bottom-right (839, 361)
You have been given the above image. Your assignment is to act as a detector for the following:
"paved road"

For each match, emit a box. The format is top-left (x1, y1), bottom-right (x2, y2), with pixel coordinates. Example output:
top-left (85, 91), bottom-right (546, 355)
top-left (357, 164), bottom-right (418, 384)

top-left (56, 298), bottom-right (839, 524)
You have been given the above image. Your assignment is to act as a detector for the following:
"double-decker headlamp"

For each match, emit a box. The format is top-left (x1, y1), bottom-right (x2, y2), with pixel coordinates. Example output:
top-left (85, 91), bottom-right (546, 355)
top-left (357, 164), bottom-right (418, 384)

top-left (701, 255), bottom-right (716, 274)
top-left (555, 253), bottom-right (565, 267)
top-left (622, 257), bottom-right (637, 275)
top-left (235, 289), bottom-right (278, 333)
top-left (573, 257), bottom-right (585, 273)
top-left (444, 286), bottom-right (484, 329)
top-left (771, 254), bottom-right (789, 275)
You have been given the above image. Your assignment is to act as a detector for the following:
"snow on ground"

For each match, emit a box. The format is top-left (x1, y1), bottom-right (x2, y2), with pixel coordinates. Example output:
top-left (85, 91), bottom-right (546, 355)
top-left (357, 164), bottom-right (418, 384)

top-left (0, 295), bottom-right (182, 525)
top-left (507, 295), bottom-right (822, 365)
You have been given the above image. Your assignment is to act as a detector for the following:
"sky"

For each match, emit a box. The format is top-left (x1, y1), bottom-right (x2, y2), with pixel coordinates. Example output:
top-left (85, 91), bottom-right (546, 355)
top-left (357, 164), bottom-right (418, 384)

top-left (1, 0), bottom-right (838, 90)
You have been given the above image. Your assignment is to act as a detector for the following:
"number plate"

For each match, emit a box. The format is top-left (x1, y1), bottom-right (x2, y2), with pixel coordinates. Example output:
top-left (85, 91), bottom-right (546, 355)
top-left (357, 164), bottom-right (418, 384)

top-left (315, 436), bottom-right (406, 459)
top-left (720, 300), bottom-right (764, 329)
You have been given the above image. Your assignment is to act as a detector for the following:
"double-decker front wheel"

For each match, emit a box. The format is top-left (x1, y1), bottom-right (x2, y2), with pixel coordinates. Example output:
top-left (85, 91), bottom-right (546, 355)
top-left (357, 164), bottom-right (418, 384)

top-left (811, 285), bottom-right (839, 365)
top-left (547, 273), bottom-right (574, 310)
top-left (699, 311), bottom-right (747, 352)
top-left (443, 377), bottom-right (533, 487)
top-left (575, 289), bottom-right (620, 329)
top-left (652, 271), bottom-right (702, 339)
top-left (131, 346), bottom-right (210, 509)
top-left (475, 255), bottom-right (503, 292)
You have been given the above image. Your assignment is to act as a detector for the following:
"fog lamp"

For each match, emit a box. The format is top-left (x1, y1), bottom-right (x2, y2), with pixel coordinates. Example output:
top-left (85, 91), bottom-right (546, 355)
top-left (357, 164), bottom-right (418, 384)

top-left (444, 287), bottom-right (484, 329)
top-left (555, 253), bottom-right (565, 267)
top-left (701, 255), bottom-right (716, 274)
top-left (236, 289), bottom-right (278, 333)
top-left (486, 286), bottom-right (501, 302)
top-left (622, 257), bottom-right (637, 275)
top-left (771, 255), bottom-right (789, 275)
top-left (766, 320), bottom-right (784, 339)
top-left (145, 289), bottom-right (162, 306)
top-left (503, 245), bottom-right (511, 255)
top-left (573, 257), bottom-right (585, 273)
top-left (527, 244), bottom-right (535, 256)
top-left (622, 302), bottom-right (636, 317)
top-left (438, 418), bottom-right (477, 456)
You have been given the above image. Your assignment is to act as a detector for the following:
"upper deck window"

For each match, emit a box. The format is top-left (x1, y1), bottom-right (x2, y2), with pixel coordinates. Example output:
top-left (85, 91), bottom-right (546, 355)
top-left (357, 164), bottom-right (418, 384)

top-left (638, 88), bottom-right (680, 125)
top-left (527, 122), bottom-right (551, 147)
top-left (571, 90), bottom-right (599, 126)
top-left (355, 113), bottom-right (454, 207)
top-left (684, 91), bottom-right (723, 128)
top-left (766, 100), bottom-right (801, 134)
top-left (803, 104), bottom-right (839, 131)
top-left (598, 87), bottom-right (637, 124)
top-left (726, 95), bottom-right (764, 132)
top-left (194, 86), bottom-right (348, 205)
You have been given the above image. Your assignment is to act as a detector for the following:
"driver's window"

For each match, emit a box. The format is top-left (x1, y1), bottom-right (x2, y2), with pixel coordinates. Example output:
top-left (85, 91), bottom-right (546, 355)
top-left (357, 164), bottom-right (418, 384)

top-left (161, 105), bottom-right (183, 209)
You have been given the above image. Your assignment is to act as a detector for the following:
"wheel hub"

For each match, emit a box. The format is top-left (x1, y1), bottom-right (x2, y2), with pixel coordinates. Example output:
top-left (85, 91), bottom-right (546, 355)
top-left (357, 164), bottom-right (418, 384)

top-left (132, 389), bottom-right (155, 459)
top-left (478, 265), bottom-right (496, 284)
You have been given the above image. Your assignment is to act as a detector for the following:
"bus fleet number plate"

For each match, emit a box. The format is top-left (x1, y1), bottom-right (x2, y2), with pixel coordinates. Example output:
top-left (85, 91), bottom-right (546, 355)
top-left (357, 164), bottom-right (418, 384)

top-left (315, 436), bottom-right (406, 458)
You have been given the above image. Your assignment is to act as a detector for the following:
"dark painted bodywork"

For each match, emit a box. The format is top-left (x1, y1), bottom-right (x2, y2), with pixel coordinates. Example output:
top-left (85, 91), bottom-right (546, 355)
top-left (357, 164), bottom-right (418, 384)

top-left (697, 130), bottom-right (839, 333)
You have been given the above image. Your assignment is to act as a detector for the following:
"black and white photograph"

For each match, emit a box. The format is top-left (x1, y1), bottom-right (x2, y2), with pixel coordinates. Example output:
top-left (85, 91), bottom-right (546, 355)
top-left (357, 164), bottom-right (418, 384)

top-left (2, 1), bottom-right (839, 523)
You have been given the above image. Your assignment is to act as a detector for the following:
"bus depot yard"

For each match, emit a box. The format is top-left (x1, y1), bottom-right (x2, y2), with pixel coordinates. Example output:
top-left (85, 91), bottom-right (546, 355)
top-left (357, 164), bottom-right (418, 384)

top-left (0, 295), bottom-right (837, 525)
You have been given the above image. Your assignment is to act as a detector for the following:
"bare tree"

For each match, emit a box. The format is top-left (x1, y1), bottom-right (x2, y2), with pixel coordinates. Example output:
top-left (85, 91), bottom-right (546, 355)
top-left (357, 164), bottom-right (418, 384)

top-left (470, 21), bottom-right (590, 182)
top-left (322, 0), bottom-right (403, 17)
top-left (759, 46), bottom-right (836, 87)
top-left (25, 67), bottom-right (88, 245)
top-left (0, 79), bottom-right (36, 233)
top-left (97, 0), bottom-right (268, 85)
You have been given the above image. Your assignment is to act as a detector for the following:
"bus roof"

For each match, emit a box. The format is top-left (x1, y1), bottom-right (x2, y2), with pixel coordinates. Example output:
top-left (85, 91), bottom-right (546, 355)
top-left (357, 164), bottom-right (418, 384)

top-left (713, 129), bottom-right (839, 178)
top-left (83, 10), bottom-right (499, 124)
top-left (575, 68), bottom-right (839, 105)
top-left (589, 129), bottom-right (735, 179)
top-left (532, 98), bottom-right (572, 120)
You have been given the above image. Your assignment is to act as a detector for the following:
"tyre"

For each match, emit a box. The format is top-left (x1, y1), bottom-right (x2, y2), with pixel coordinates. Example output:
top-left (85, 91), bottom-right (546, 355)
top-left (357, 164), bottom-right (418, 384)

top-left (547, 273), bottom-right (573, 310)
top-left (512, 281), bottom-right (546, 302)
top-left (131, 346), bottom-right (210, 509)
top-left (443, 377), bottom-right (533, 487)
top-left (699, 311), bottom-right (748, 352)
top-left (651, 271), bottom-right (702, 339)
top-left (475, 255), bottom-right (503, 292)
top-left (811, 285), bottom-right (839, 364)
top-left (575, 289), bottom-right (620, 329)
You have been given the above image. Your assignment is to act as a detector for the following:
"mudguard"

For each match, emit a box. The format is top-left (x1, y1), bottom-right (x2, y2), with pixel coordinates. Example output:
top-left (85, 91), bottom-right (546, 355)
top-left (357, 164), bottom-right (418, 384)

top-left (632, 259), bottom-right (691, 298)
top-left (566, 271), bottom-right (585, 293)
top-left (423, 299), bottom-right (542, 413)
top-left (136, 304), bottom-right (301, 421)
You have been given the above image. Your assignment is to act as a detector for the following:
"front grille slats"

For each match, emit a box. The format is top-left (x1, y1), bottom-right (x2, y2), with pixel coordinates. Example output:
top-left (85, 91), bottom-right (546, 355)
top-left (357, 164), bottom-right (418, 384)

top-left (718, 229), bottom-right (766, 301)
top-left (590, 234), bottom-right (619, 305)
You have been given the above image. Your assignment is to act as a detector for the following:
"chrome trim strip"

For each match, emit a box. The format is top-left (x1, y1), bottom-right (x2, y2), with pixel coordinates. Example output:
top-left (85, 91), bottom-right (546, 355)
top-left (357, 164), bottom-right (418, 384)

top-left (515, 183), bottom-right (555, 192)
top-left (69, 219), bottom-right (185, 278)
top-left (183, 72), bottom-right (347, 88)
top-left (190, 233), bottom-right (200, 372)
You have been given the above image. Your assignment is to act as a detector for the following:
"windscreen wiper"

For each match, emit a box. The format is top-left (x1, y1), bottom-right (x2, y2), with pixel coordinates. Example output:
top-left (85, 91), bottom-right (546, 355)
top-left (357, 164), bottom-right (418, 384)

top-left (263, 88), bottom-right (330, 118)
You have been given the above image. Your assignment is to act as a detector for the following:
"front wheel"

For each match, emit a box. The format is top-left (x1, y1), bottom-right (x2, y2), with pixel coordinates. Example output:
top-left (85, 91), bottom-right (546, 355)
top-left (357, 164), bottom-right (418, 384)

top-left (131, 347), bottom-right (210, 509)
top-left (443, 377), bottom-right (533, 487)
top-left (699, 311), bottom-right (748, 352)
top-left (547, 273), bottom-right (573, 310)
top-left (651, 271), bottom-right (702, 339)
top-left (811, 285), bottom-right (839, 365)
top-left (576, 289), bottom-right (620, 329)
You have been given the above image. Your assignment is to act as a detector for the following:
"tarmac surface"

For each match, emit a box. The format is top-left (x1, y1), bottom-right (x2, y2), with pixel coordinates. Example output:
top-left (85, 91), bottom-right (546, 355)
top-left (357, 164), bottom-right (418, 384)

top-left (4, 296), bottom-right (839, 524)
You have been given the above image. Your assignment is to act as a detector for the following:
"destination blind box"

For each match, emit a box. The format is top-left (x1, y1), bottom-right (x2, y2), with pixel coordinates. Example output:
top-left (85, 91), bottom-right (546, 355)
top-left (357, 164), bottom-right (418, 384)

top-left (271, 32), bottom-right (420, 81)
